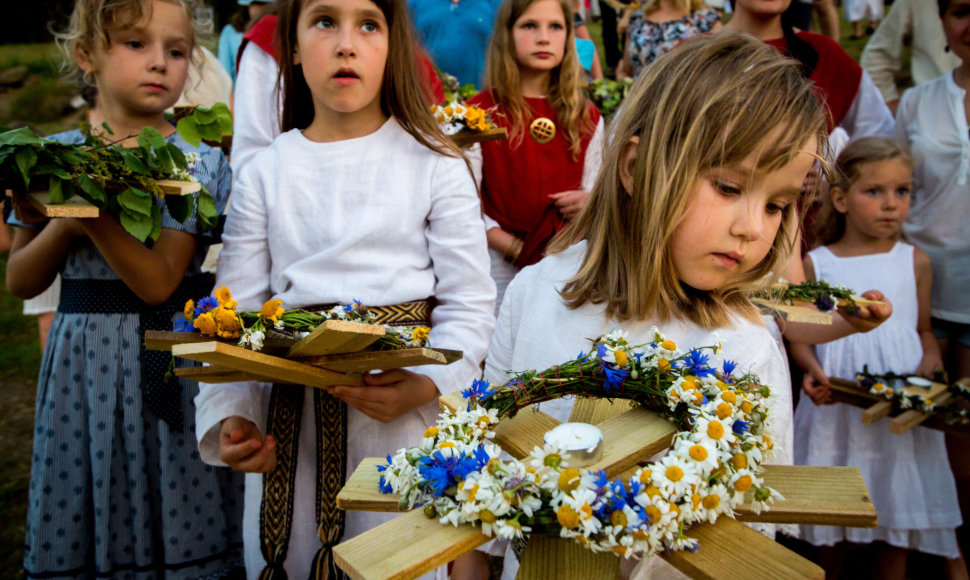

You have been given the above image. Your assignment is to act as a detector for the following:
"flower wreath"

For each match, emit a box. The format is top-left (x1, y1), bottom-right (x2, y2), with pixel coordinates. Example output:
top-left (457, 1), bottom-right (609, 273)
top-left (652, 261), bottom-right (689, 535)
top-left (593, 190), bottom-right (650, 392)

top-left (377, 330), bottom-right (781, 558)
top-left (754, 280), bottom-right (861, 314)
top-left (856, 366), bottom-right (970, 425)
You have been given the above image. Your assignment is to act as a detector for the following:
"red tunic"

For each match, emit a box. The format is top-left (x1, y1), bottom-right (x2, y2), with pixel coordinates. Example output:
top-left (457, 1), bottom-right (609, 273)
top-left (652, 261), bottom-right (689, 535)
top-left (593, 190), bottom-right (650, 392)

top-left (469, 90), bottom-right (601, 267)
top-left (766, 31), bottom-right (862, 132)
top-left (240, 16), bottom-right (445, 104)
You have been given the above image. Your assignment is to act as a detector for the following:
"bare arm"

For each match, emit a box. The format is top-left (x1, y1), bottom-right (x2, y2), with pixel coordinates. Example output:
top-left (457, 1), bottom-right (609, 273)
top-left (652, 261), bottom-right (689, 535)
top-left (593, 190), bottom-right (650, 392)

top-left (6, 216), bottom-right (81, 299)
top-left (914, 248), bottom-right (944, 377)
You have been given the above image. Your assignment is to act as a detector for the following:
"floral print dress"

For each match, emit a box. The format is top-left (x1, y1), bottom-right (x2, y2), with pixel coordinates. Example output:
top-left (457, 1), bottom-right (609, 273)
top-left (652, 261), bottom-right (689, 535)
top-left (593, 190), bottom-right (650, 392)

top-left (626, 8), bottom-right (720, 78)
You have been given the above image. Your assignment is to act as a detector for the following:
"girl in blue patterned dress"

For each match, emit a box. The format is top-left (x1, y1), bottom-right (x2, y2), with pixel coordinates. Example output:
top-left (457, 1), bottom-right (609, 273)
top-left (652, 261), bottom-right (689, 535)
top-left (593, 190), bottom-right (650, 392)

top-left (619, 0), bottom-right (721, 78)
top-left (5, 0), bottom-right (243, 577)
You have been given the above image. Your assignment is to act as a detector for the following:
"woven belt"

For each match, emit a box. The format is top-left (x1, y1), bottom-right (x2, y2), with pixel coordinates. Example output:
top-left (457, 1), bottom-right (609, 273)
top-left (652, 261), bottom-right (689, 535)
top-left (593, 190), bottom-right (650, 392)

top-left (58, 275), bottom-right (215, 430)
top-left (259, 297), bottom-right (434, 580)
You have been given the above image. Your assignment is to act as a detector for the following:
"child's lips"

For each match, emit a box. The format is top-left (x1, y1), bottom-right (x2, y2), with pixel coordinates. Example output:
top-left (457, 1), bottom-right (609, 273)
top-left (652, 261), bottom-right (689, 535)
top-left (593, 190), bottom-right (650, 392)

top-left (713, 252), bottom-right (743, 268)
top-left (333, 68), bottom-right (360, 85)
top-left (143, 83), bottom-right (167, 93)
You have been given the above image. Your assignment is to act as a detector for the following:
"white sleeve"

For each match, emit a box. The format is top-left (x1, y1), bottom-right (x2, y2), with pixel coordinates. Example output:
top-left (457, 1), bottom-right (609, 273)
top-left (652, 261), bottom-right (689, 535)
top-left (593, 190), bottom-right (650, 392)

top-left (418, 156), bottom-right (497, 394)
top-left (484, 269), bottom-right (524, 387)
top-left (194, 162), bottom-right (274, 465)
top-left (860, 0), bottom-right (910, 104)
top-left (839, 72), bottom-right (895, 139)
top-left (230, 44), bottom-right (281, 181)
top-left (580, 117), bottom-right (605, 192)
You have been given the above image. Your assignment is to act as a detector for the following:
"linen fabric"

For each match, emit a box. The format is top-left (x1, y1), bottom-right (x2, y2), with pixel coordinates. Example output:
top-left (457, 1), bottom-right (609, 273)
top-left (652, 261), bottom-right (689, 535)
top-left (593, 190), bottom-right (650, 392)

top-left (793, 243), bottom-right (961, 556)
top-left (194, 118), bottom-right (495, 579)
top-left (229, 41), bottom-right (281, 180)
top-left (19, 130), bottom-right (243, 579)
top-left (896, 70), bottom-right (970, 324)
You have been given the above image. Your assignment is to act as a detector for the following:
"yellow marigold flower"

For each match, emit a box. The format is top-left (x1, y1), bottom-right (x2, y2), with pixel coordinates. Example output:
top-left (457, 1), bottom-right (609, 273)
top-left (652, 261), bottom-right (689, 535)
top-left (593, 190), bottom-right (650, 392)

top-left (559, 468), bottom-right (581, 494)
top-left (214, 286), bottom-right (237, 310)
top-left (261, 298), bottom-right (285, 323)
top-left (734, 475), bottom-right (753, 492)
top-left (424, 426), bottom-right (439, 438)
top-left (660, 340), bottom-right (676, 350)
top-left (412, 326), bottom-right (430, 343)
top-left (214, 307), bottom-right (242, 338)
top-left (183, 299), bottom-right (195, 320)
top-left (557, 504), bottom-right (579, 529)
top-left (702, 494), bottom-right (720, 510)
top-left (731, 453), bottom-right (748, 470)
top-left (193, 312), bottom-right (216, 336)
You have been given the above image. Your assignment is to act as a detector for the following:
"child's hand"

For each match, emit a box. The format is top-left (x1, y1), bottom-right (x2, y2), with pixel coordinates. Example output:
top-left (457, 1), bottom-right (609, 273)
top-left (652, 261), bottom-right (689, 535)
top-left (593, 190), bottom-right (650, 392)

top-left (219, 416), bottom-right (277, 473)
top-left (549, 190), bottom-right (589, 221)
top-left (839, 290), bottom-right (892, 333)
top-left (914, 352), bottom-right (945, 380)
top-left (8, 194), bottom-right (48, 226)
top-left (327, 370), bottom-right (439, 423)
top-left (802, 370), bottom-right (833, 405)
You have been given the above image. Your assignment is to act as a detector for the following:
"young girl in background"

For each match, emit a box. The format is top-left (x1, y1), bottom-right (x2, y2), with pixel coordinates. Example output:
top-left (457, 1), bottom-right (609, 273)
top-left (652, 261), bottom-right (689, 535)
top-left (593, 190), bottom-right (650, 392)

top-left (473, 31), bottom-right (828, 579)
top-left (5, 0), bottom-right (240, 577)
top-left (193, 0), bottom-right (495, 577)
top-left (791, 137), bottom-right (965, 579)
top-left (468, 0), bottom-right (603, 312)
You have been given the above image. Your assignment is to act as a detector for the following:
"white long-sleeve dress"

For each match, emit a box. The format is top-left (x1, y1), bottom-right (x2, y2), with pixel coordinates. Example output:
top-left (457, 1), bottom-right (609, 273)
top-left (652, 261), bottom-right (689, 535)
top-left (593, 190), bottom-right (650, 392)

top-left (195, 118), bottom-right (496, 578)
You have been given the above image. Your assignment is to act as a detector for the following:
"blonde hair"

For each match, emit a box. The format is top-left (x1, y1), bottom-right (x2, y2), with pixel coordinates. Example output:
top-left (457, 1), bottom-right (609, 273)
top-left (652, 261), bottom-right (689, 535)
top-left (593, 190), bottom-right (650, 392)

top-left (814, 137), bottom-right (913, 247)
top-left (551, 31), bottom-right (828, 328)
top-left (484, 0), bottom-right (596, 159)
top-left (639, 0), bottom-right (710, 15)
top-left (55, 0), bottom-right (199, 89)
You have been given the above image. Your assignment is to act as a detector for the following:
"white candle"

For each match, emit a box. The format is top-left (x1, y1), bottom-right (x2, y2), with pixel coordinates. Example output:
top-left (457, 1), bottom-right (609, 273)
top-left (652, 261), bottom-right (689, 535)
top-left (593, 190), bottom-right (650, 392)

top-left (544, 422), bottom-right (603, 467)
top-left (906, 376), bottom-right (932, 388)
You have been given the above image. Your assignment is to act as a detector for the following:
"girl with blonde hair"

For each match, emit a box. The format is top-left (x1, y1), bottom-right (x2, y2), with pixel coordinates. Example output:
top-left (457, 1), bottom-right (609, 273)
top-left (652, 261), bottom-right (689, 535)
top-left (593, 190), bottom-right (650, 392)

top-left (467, 0), bottom-right (604, 312)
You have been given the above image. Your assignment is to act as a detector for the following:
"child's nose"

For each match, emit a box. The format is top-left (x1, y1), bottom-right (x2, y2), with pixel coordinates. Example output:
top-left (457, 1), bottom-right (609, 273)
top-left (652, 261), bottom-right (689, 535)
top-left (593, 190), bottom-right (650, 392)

top-left (336, 29), bottom-right (356, 57)
top-left (730, 207), bottom-right (764, 241)
top-left (149, 46), bottom-right (167, 72)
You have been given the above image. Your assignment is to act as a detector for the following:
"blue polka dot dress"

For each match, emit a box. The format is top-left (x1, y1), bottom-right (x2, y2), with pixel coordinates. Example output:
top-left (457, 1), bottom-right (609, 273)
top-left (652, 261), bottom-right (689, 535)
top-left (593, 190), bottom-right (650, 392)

top-left (20, 130), bottom-right (245, 578)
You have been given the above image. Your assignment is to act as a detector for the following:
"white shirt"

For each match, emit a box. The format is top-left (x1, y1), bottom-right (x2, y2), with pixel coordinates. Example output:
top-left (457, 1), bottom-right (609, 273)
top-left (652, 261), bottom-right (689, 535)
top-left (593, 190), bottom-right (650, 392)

top-left (896, 71), bottom-right (970, 323)
top-left (230, 43), bottom-right (281, 180)
top-left (861, 0), bottom-right (960, 103)
top-left (195, 119), bottom-right (495, 578)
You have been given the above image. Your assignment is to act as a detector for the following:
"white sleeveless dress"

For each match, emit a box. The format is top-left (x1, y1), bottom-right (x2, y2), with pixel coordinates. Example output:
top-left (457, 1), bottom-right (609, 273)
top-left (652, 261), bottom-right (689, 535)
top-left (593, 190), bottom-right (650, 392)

top-left (793, 242), bottom-right (961, 557)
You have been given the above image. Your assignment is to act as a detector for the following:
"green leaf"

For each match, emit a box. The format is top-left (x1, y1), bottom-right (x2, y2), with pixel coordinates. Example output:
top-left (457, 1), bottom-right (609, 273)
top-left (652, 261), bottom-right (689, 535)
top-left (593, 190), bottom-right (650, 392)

top-left (120, 209), bottom-right (153, 242)
top-left (211, 103), bottom-right (234, 134)
top-left (137, 126), bottom-right (168, 152)
top-left (196, 190), bottom-right (217, 230)
top-left (150, 205), bottom-right (162, 241)
top-left (118, 187), bottom-right (153, 217)
top-left (166, 143), bottom-right (186, 168)
top-left (176, 117), bottom-right (203, 147)
top-left (192, 106), bottom-right (217, 123)
top-left (120, 149), bottom-right (151, 174)
top-left (0, 127), bottom-right (46, 147)
top-left (154, 146), bottom-right (174, 174)
top-left (165, 192), bottom-right (191, 222)
top-left (198, 124), bottom-right (224, 143)
top-left (14, 147), bottom-right (38, 188)
top-left (33, 163), bottom-right (71, 180)
top-left (48, 176), bottom-right (64, 203)
top-left (101, 121), bottom-right (114, 135)
top-left (77, 173), bottom-right (106, 204)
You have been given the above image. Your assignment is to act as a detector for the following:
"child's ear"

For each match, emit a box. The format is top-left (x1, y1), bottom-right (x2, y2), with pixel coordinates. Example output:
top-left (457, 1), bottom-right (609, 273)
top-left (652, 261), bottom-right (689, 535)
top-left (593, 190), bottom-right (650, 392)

top-left (830, 187), bottom-right (849, 213)
top-left (618, 136), bottom-right (639, 196)
top-left (293, 44), bottom-right (301, 66)
top-left (74, 43), bottom-right (96, 75)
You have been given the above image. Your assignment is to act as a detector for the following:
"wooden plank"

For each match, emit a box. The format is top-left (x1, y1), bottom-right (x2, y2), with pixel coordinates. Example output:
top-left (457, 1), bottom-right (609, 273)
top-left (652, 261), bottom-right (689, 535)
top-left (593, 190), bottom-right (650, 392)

top-left (440, 391), bottom-right (560, 460)
top-left (338, 457), bottom-right (405, 512)
top-left (333, 509), bottom-right (489, 580)
top-left (568, 398), bottom-right (634, 424)
top-left (27, 191), bottom-right (99, 218)
top-left (156, 179), bottom-right (201, 195)
top-left (752, 298), bottom-right (833, 324)
top-left (735, 465), bottom-right (877, 527)
top-left (585, 408), bottom-right (677, 476)
top-left (662, 517), bottom-right (824, 580)
top-left (287, 319), bottom-right (385, 358)
top-left (450, 127), bottom-right (508, 148)
top-left (517, 536), bottom-right (618, 580)
top-left (891, 392), bottom-right (954, 434)
top-left (172, 341), bottom-right (363, 389)
top-left (861, 401), bottom-right (893, 424)
top-left (174, 365), bottom-right (300, 384)
top-left (300, 348), bottom-right (461, 373)
top-left (144, 329), bottom-right (294, 352)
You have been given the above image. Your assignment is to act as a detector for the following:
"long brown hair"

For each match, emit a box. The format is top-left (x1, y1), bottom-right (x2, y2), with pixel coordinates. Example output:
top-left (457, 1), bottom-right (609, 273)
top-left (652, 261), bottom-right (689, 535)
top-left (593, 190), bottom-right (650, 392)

top-left (814, 137), bottom-right (913, 247)
top-left (275, 0), bottom-right (464, 160)
top-left (484, 0), bottom-right (595, 159)
top-left (551, 31), bottom-right (828, 328)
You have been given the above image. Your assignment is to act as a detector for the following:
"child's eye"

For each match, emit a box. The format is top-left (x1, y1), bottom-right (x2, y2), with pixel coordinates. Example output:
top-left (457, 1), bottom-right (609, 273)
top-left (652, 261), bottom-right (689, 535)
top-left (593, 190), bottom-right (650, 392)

top-left (314, 17), bottom-right (334, 29)
top-left (865, 187), bottom-right (881, 196)
top-left (520, 22), bottom-right (537, 29)
top-left (551, 22), bottom-right (565, 30)
top-left (168, 49), bottom-right (186, 58)
top-left (361, 20), bottom-right (379, 33)
top-left (765, 202), bottom-right (788, 215)
top-left (713, 181), bottom-right (741, 196)
top-left (896, 187), bottom-right (911, 197)
top-left (125, 40), bottom-right (143, 49)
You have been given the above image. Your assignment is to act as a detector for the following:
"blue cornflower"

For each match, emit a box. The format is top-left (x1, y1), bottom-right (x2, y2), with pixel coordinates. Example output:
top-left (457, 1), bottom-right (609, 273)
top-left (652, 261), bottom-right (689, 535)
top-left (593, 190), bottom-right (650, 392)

top-left (814, 294), bottom-right (836, 312)
top-left (732, 420), bottom-right (750, 435)
top-left (195, 296), bottom-right (219, 316)
top-left (576, 350), bottom-right (591, 363)
top-left (173, 318), bottom-right (194, 332)
top-left (721, 360), bottom-right (738, 379)
top-left (600, 365), bottom-right (629, 391)
top-left (683, 349), bottom-right (716, 378)
top-left (461, 378), bottom-right (495, 401)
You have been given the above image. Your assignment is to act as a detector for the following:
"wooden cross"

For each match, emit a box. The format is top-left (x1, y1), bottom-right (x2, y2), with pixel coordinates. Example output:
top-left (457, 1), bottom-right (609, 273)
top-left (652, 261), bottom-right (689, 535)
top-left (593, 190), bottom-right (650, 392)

top-left (18, 179), bottom-right (202, 218)
top-left (826, 377), bottom-right (969, 435)
top-left (333, 392), bottom-right (878, 580)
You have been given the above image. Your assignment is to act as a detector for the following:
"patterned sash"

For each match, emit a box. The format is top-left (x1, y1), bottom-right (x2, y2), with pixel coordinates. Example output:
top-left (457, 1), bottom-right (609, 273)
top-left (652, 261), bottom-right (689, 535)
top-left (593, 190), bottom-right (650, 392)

top-left (259, 299), bottom-right (434, 580)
